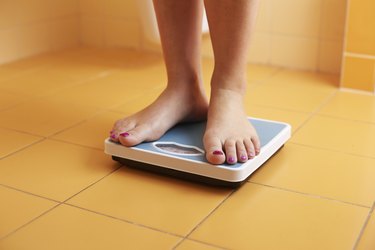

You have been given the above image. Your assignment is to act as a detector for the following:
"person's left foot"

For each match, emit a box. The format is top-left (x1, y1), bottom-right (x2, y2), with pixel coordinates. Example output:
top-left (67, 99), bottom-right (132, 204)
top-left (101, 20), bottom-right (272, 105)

top-left (203, 88), bottom-right (260, 165)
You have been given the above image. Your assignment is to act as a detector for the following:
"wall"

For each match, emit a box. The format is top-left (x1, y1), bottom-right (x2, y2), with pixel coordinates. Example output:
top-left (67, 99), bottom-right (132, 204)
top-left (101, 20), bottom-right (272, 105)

top-left (341, 0), bottom-right (375, 92)
top-left (79, 0), bottom-right (347, 73)
top-left (0, 0), bottom-right (80, 65)
top-left (79, 0), bottom-right (141, 49)
top-left (201, 0), bottom-right (347, 73)
top-left (0, 0), bottom-right (347, 74)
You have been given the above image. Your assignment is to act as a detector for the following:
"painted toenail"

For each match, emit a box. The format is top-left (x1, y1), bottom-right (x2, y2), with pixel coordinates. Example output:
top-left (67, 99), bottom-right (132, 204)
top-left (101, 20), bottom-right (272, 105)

top-left (228, 157), bottom-right (235, 163)
top-left (110, 134), bottom-right (116, 139)
top-left (120, 132), bottom-right (130, 137)
top-left (241, 155), bottom-right (248, 161)
top-left (213, 150), bottom-right (224, 155)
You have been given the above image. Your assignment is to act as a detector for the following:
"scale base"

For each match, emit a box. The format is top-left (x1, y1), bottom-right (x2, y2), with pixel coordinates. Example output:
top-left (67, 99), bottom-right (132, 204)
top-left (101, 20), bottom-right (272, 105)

top-left (112, 145), bottom-right (284, 188)
top-left (105, 118), bottom-right (291, 188)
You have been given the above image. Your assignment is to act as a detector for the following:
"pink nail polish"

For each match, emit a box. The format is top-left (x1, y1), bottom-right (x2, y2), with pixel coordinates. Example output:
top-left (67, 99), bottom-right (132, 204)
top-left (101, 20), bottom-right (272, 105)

top-left (241, 155), bottom-right (248, 161)
top-left (110, 134), bottom-right (116, 139)
top-left (213, 150), bottom-right (224, 155)
top-left (228, 156), bottom-right (235, 163)
top-left (120, 132), bottom-right (130, 137)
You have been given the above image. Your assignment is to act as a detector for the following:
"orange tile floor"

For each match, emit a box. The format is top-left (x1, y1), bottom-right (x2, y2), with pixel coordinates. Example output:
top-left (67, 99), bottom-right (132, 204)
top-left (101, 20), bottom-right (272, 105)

top-left (0, 48), bottom-right (374, 250)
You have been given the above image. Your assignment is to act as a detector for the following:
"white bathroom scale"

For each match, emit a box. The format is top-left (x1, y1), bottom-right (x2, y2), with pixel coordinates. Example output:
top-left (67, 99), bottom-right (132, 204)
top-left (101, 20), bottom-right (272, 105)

top-left (105, 118), bottom-right (291, 187)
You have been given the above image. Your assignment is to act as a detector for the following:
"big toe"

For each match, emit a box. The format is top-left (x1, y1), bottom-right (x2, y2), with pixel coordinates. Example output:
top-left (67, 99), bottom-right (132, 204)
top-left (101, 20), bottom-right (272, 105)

top-left (204, 134), bottom-right (225, 165)
top-left (118, 124), bottom-right (152, 147)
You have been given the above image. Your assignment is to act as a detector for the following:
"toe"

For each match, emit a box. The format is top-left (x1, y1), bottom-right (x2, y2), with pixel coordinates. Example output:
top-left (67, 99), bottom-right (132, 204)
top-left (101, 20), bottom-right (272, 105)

top-left (118, 124), bottom-right (150, 147)
top-left (203, 134), bottom-right (225, 165)
top-left (236, 141), bottom-right (248, 163)
top-left (251, 135), bottom-right (261, 155)
top-left (110, 119), bottom-right (134, 142)
top-left (224, 139), bottom-right (237, 164)
top-left (244, 138), bottom-right (256, 159)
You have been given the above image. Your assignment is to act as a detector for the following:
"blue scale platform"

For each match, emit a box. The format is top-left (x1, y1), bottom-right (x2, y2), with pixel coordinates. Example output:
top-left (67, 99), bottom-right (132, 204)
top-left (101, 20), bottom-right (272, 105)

top-left (105, 117), bottom-right (291, 187)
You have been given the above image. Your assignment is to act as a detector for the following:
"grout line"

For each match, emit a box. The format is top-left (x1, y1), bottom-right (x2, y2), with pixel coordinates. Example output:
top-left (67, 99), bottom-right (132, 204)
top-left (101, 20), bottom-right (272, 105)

top-left (64, 203), bottom-right (185, 239)
top-left (289, 141), bottom-right (375, 160)
top-left (291, 89), bottom-right (339, 135)
top-left (251, 103), bottom-right (312, 115)
top-left (315, 113), bottom-right (375, 126)
top-left (0, 165), bottom-right (123, 241)
top-left (172, 189), bottom-right (237, 249)
top-left (61, 166), bottom-right (122, 205)
top-left (248, 181), bottom-right (371, 209)
top-left (0, 183), bottom-right (61, 204)
top-left (173, 238), bottom-right (229, 250)
top-left (0, 138), bottom-right (46, 161)
top-left (352, 201), bottom-right (375, 250)
top-left (0, 203), bottom-right (63, 241)
top-left (48, 137), bottom-right (104, 151)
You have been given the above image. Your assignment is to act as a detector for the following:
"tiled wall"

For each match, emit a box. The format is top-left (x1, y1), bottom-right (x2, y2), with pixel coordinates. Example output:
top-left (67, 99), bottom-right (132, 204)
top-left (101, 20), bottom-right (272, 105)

top-left (203, 0), bottom-right (347, 73)
top-left (0, 0), bottom-right (79, 65)
top-left (0, 0), bottom-right (347, 74)
top-left (341, 0), bottom-right (375, 92)
top-left (79, 0), bottom-right (141, 48)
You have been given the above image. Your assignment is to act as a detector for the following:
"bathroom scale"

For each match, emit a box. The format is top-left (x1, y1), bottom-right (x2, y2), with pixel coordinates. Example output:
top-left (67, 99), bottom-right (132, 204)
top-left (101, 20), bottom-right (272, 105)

top-left (105, 118), bottom-right (291, 187)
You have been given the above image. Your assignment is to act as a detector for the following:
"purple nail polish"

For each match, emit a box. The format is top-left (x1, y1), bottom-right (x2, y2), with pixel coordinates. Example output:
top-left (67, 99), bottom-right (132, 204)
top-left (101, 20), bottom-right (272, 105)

top-left (110, 134), bottom-right (116, 139)
top-left (241, 155), bottom-right (248, 161)
top-left (213, 150), bottom-right (224, 155)
top-left (228, 156), bottom-right (235, 163)
top-left (120, 132), bottom-right (130, 137)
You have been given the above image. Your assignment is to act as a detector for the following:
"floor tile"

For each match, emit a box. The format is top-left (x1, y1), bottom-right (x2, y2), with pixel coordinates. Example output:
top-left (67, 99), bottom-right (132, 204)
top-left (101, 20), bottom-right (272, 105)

top-left (0, 186), bottom-right (57, 238)
top-left (0, 69), bottom-right (82, 98)
top-left (0, 128), bottom-right (42, 159)
top-left (190, 183), bottom-right (368, 250)
top-left (0, 97), bottom-right (99, 137)
top-left (250, 143), bottom-right (375, 207)
top-left (52, 111), bottom-right (125, 150)
top-left (291, 115), bottom-right (375, 158)
top-left (244, 70), bottom-right (338, 112)
top-left (246, 105), bottom-right (310, 133)
top-left (0, 67), bottom-right (34, 83)
top-left (176, 239), bottom-right (223, 250)
top-left (318, 91), bottom-right (375, 124)
top-left (67, 167), bottom-right (231, 236)
top-left (0, 91), bottom-right (29, 111)
top-left (267, 69), bottom-right (339, 87)
top-left (109, 89), bottom-right (163, 114)
top-left (0, 204), bottom-right (180, 250)
top-left (357, 208), bottom-right (375, 250)
top-left (0, 140), bottom-right (118, 201)
top-left (246, 64), bottom-right (280, 83)
top-left (49, 70), bottom-right (165, 109)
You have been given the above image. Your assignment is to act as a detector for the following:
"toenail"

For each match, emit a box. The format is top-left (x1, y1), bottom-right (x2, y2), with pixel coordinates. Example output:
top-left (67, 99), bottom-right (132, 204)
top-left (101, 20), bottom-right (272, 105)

top-left (228, 156), bottom-right (235, 163)
top-left (110, 134), bottom-right (116, 139)
top-left (240, 155), bottom-right (248, 161)
top-left (120, 132), bottom-right (130, 137)
top-left (250, 152), bottom-right (255, 157)
top-left (213, 150), bottom-right (224, 155)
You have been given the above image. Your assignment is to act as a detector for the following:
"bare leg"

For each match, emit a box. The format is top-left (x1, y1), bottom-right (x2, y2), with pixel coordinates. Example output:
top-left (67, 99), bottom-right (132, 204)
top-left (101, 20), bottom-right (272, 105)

top-left (203, 0), bottom-right (260, 164)
top-left (111, 0), bottom-right (208, 145)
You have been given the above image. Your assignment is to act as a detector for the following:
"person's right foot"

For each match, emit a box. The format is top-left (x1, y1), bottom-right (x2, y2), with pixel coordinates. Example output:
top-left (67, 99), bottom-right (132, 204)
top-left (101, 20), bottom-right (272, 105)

top-left (110, 84), bottom-right (208, 147)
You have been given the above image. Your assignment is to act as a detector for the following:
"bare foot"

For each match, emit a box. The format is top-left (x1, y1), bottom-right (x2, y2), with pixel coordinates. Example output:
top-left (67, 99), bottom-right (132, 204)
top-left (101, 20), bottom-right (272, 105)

top-left (203, 88), bottom-right (260, 165)
top-left (110, 84), bottom-right (208, 146)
